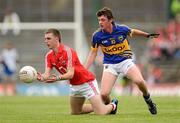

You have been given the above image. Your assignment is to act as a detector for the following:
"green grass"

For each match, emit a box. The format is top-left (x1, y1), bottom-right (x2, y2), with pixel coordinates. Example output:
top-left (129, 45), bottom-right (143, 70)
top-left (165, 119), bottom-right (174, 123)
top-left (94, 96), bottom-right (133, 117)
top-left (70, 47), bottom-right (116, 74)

top-left (0, 96), bottom-right (180, 123)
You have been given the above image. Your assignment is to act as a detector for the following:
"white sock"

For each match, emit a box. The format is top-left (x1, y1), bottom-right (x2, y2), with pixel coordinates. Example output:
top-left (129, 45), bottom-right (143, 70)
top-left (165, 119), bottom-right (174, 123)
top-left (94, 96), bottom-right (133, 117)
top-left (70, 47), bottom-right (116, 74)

top-left (110, 103), bottom-right (116, 111)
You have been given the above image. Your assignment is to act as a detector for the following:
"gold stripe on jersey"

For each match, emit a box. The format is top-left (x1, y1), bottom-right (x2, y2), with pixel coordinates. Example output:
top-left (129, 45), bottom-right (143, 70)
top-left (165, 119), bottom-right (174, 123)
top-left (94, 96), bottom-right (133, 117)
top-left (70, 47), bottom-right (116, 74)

top-left (129, 29), bottom-right (135, 37)
top-left (118, 50), bottom-right (133, 55)
top-left (118, 50), bottom-right (133, 58)
top-left (100, 39), bottom-right (131, 55)
top-left (91, 47), bottom-right (98, 52)
top-left (91, 43), bottom-right (99, 52)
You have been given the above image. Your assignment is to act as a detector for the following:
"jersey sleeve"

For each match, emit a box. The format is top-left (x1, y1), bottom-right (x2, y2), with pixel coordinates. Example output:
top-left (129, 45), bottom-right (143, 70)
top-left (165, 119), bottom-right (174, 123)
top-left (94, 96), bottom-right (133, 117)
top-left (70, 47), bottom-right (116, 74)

top-left (65, 46), bottom-right (74, 67)
top-left (91, 33), bottom-right (99, 51)
top-left (119, 24), bottom-right (131, 36)
top-left (45, 53), bottom-right (53, 69)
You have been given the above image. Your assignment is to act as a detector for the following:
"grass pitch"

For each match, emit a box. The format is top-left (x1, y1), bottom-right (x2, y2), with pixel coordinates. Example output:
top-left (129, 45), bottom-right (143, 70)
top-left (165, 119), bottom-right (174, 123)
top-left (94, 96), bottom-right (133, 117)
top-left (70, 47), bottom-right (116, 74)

top-left (0, 96), bottom-right (180, 123)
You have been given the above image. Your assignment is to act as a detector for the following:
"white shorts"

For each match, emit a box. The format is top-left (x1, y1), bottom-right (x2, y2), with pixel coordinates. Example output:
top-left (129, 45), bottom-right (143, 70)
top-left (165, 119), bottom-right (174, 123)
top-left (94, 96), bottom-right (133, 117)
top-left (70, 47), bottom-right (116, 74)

top-left (70, 79), bottom-right (100, 99)
top-left (103, 59), bottom-right (135, 76)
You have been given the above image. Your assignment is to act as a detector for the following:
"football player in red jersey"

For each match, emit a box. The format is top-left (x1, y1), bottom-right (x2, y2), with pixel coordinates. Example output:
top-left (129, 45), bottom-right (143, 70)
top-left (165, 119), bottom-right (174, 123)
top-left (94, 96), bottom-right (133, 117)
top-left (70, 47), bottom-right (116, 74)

top-left (36, 28), bottom-right (118, 115)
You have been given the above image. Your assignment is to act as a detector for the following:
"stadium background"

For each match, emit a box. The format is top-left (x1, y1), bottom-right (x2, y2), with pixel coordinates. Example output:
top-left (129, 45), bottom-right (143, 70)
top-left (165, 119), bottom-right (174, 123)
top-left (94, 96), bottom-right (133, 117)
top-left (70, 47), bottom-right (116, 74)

top-left (0, 0), bottom-right (179, 96)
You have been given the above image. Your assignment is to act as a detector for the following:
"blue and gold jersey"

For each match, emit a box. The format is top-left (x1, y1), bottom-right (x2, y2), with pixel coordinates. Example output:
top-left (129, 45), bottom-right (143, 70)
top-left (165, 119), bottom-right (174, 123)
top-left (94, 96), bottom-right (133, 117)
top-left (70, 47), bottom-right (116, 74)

top-left (91, 24), bottom-right (133, 64)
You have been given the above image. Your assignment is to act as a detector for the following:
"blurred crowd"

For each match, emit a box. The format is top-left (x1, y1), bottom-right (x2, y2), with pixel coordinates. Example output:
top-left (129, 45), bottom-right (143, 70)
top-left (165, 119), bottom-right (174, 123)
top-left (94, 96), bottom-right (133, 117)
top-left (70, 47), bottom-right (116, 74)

top-left (144, 13), bottom-right (180, 84)
top-left (147, 14), bottom-right (180, 62)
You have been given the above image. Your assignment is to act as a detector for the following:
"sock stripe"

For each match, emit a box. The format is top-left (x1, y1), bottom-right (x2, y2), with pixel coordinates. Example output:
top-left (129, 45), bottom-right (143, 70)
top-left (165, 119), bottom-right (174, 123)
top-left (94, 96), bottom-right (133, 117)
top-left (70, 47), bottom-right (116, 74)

top-left (110, 103), bottom-right (116, 111)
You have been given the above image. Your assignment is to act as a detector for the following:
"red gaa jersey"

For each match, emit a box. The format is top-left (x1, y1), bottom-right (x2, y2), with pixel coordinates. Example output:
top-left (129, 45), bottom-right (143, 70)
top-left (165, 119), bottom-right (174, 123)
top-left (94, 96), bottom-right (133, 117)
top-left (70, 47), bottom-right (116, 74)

top-left (45, 44), bottom-right (95, 85)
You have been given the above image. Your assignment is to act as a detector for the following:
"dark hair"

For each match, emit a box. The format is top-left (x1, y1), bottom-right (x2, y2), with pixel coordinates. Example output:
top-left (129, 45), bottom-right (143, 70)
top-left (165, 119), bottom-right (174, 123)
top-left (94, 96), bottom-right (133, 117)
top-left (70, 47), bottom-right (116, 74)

top-left (96, 7), bottom-right (115, 25)
top-left (45, 28), bottom-right (61, 42)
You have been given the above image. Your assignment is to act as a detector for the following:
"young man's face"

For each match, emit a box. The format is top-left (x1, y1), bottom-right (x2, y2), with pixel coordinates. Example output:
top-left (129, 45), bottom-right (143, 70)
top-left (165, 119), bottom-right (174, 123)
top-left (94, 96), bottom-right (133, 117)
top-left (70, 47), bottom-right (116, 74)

top-left (44, 33), bottom-right (59, 49)
top-left (98, 15), bottom-right (112, 30)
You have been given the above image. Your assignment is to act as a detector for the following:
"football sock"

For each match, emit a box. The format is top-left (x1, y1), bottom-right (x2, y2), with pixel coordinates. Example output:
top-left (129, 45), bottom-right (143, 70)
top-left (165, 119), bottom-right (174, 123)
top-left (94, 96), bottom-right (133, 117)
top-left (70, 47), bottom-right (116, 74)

top-left (143, 93), bottom-right (152, 104)
top-left (110, 103), bottom-right (116, 111)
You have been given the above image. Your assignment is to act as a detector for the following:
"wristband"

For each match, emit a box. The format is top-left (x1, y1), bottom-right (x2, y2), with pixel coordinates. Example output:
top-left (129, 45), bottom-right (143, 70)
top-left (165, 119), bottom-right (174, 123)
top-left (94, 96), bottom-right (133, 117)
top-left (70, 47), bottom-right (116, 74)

top-left (147, 33), bottom-right (159, 38)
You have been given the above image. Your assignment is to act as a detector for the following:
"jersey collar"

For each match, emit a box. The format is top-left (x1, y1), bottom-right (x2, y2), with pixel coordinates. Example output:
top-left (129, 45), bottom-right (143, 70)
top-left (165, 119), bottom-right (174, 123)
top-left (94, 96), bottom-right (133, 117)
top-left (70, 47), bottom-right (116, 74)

top-left (58, 44), bottom-right (64, 53)
top-left (53, 44), bottom-right (64, 55)
top-left (101, 23), bottom-right (117, 34)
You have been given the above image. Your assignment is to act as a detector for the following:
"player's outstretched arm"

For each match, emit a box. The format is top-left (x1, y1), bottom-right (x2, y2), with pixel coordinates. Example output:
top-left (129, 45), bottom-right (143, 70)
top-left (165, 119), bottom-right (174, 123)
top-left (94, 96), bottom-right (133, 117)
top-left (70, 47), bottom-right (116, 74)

top-left (130, 29), bottom-right (159, 38)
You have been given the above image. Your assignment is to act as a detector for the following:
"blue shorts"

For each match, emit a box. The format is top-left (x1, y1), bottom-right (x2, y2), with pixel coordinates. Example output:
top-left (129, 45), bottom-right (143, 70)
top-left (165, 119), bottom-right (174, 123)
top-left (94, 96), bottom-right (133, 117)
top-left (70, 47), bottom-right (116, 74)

top-left (2, 63), bottom-right (15, 77)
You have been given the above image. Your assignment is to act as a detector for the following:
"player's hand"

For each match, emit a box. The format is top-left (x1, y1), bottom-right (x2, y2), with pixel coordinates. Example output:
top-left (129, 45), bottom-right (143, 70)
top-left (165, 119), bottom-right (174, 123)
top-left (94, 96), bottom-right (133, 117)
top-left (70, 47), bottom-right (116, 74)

top-left (45, 74), bottom-right (59, 83)
top-left (37, 72), bottom-right (44, 82)
top-left (45, 74), bottom-right (62, 83)
top-left (147, 33), bottom-right (160, 38)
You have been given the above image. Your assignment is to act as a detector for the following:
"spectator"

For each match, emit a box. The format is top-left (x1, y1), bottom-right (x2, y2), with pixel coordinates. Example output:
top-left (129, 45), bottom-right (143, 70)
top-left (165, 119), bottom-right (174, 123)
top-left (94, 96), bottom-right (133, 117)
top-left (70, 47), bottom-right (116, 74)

top-left (1, 8), bottom-right (21, 36)
top-left (166, 14), bottom-right (180, 59)
top-left (147, 64), bottom-right (162, 84)
top-left (167, 14), bottom-right (180, 42)
top-left (148, 27), bottom-right (173, 62)
top-left (158, 28), bottom-right (174, 60)
top-left (0, 42), bottom-right (19, 96)
top-left (0, 61), bottom-right (3, 96)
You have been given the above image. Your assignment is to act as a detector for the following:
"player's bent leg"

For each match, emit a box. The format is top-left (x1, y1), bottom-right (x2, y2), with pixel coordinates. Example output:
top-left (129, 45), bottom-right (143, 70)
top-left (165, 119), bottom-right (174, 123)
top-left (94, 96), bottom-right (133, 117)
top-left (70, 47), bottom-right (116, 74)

top-left (89, 94), bottom-right (117, 115)
top-left (70, 96), bottom-right (86, 115)
top-left (126, 65), bottom-right (157, 115)
top-left (126, 65), bottom-right (149, 96)
top-left (82, 103), bottom-right (94, 114)
top-left (101, 72), bottom-right (117, 104)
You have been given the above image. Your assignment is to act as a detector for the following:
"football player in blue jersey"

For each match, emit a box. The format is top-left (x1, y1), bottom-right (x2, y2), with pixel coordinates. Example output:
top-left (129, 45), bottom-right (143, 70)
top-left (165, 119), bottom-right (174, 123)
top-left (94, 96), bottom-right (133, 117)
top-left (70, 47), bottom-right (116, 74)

top-left (85, 7), bottom-right (159, 115)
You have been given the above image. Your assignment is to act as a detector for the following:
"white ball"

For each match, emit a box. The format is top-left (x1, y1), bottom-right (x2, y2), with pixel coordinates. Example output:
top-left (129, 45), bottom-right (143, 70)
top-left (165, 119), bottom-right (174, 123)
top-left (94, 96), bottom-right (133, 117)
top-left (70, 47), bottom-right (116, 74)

top-left (19, 66), bottom-right (37, 83)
